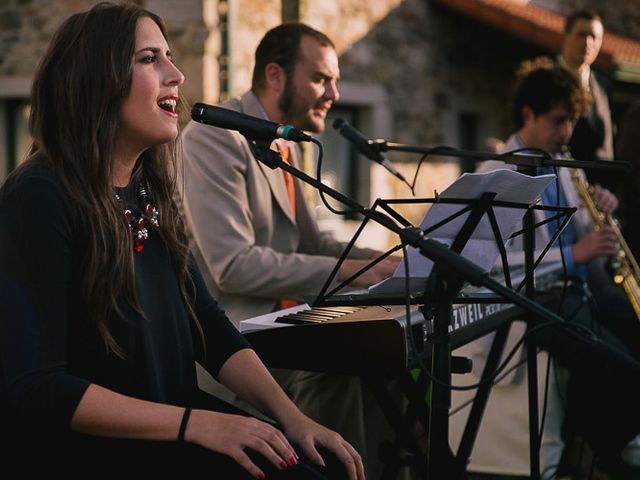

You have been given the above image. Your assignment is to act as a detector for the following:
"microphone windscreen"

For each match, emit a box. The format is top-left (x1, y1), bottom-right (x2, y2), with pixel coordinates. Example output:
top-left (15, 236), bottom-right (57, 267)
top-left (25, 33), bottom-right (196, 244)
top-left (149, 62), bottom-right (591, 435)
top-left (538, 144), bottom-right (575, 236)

top-left (333, 118), bottom-right (346, 130)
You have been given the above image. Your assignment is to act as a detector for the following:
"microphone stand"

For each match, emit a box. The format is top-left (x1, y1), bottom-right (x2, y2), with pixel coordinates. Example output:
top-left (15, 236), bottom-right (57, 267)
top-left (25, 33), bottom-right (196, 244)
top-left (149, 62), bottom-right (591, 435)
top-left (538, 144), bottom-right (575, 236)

top-left (369, 141), bottom-right (632, 172)
top-left (248, 140), bottom-right (578, 479)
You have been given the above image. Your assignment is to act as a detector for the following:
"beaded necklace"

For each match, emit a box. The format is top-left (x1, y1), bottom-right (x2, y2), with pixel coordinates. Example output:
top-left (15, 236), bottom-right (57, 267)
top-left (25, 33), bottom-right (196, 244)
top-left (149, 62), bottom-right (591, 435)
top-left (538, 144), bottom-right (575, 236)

top-left (114, 182), bottom-right (159, 253)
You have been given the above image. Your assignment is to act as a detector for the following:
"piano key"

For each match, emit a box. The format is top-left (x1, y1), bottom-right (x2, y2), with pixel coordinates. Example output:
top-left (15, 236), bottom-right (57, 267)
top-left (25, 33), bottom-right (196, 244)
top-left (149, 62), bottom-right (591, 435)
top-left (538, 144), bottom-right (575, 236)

top-left (277, 313), bottom-right (331, 323)
top-left (274, 315), bottom-right (317, 325)
top-left (311, 306), bottom-right (363, 316)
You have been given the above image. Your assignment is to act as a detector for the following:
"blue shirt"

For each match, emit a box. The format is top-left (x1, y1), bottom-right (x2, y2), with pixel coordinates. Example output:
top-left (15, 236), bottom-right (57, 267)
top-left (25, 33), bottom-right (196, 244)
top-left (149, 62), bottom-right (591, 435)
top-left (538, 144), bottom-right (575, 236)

top-left (538, 168), bottom-right (587, 279)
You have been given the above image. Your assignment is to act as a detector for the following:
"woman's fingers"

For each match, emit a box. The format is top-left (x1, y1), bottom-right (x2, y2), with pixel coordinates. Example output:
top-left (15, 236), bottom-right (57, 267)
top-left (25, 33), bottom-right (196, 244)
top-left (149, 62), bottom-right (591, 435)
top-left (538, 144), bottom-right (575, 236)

top-left (248, 421), bottom-right (299, 469)
top-left (230, 448), bottom-right (266, 480)
top-left (296, 429), bottom-right (365, 480)
top-left (323, 437), bottom-right (363, 480)
top-left (340, 439), bottom-right (365, 480)
top-left (196, 412), bottom-right (299, 476)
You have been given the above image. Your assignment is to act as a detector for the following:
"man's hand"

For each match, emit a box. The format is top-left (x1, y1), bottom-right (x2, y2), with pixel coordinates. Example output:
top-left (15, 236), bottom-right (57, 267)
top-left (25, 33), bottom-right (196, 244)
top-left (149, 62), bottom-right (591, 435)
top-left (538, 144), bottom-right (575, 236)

top-left (337, 256), bottom-right (399, 289)
top-left (592, 184), bottom-right (618, 213)
top-left (572, 225), bottom-right (619, 264)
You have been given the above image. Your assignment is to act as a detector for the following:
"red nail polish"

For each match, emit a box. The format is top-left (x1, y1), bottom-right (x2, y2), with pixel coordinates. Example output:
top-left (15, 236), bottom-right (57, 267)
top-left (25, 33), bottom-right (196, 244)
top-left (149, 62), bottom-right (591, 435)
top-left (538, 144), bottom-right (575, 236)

top-left (290, 455), bottom-right (298, 465)
top-left (257, 473), bottom-right (265, 480)
top-left (279, 461), bottom-right (287, 469)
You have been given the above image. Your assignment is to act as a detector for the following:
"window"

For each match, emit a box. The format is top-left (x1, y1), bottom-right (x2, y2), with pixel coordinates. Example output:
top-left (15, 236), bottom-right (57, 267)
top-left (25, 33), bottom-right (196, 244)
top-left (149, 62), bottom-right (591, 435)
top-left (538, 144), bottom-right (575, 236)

top-left (304, 81), bottom-right (392, 251)
top-left (312, 105), bottom-right (366, 220)
top-left (458, 112), bottom-right (479, 173)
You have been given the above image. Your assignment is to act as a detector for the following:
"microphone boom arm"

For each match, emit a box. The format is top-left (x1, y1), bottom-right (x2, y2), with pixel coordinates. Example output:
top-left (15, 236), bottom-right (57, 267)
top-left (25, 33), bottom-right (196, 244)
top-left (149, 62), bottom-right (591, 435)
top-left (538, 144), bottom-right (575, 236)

top-left (370, 140), bottom-right (631, 171)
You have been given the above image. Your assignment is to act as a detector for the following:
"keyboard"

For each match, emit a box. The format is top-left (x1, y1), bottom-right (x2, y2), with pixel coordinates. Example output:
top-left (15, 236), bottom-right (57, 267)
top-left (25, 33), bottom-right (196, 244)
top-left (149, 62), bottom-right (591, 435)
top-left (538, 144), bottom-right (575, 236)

top-left (239, 262), bottom-right (564, 376)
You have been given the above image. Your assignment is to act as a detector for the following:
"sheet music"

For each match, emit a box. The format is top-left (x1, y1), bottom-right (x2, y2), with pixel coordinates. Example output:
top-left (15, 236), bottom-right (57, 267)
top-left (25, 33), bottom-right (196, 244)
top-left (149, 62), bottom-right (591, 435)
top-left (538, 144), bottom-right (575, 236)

top-left (368, 168), bottom-right (555, 294)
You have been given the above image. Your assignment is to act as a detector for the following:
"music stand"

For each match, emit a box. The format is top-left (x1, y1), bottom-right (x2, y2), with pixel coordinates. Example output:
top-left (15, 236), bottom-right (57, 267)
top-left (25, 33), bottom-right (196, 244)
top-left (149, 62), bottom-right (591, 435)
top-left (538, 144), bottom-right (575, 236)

top-left (309, 158), bottom-right (575, 477)
top-left (314, 178), bottom-right (574, 480)
top-left (244, 140), bottom-right (609, 479)
top-left (313, 170), bottom-right (575, 305)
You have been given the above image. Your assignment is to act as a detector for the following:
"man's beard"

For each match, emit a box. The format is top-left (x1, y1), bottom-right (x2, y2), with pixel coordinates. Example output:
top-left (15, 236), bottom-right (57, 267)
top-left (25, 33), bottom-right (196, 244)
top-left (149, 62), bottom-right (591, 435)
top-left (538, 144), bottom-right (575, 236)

top-left (278, 76), bottom-right (324, 133)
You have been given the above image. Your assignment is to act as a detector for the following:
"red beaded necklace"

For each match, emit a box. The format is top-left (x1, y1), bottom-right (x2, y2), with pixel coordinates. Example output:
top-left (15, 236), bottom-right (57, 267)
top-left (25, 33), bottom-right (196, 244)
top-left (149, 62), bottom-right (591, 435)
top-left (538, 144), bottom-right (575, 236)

top-left (114, 182), bottom-right (159, 253)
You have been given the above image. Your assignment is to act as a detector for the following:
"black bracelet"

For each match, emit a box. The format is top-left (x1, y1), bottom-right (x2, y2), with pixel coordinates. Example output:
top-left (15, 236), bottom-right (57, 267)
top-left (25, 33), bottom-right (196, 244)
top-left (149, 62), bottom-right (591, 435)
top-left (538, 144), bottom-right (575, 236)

top-left (177, 407), bottom-right (192, 443)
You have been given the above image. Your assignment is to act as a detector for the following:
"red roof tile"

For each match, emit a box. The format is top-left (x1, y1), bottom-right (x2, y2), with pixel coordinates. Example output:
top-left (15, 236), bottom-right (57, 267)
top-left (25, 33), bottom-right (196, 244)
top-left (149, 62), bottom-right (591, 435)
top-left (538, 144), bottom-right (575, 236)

top-left (436, 0), bottom-right (640, 72)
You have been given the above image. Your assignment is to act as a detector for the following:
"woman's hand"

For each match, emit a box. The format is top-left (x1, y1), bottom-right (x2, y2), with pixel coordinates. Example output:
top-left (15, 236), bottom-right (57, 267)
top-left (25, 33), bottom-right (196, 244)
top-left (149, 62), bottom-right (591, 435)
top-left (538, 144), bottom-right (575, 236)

top-left (282, 412), bottom-right (365, 480)
top-left (186, 409), bottom-right (298, 479)
top-left (216, 349), bottom-right (366, 479)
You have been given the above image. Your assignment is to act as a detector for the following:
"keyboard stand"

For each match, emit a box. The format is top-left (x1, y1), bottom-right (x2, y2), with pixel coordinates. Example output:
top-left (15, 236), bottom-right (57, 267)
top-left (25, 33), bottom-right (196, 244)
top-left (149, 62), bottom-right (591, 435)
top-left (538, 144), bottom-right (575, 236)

top-left (420, 191), bottom-right (503, 478)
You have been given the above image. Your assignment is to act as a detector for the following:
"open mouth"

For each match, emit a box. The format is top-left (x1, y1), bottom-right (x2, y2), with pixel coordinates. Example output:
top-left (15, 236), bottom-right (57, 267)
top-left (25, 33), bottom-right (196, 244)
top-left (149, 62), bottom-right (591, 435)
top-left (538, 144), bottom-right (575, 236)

top-left (313, 106), bottom-right (328, 118)
top-left (158, 97), bottom-right (177, 114)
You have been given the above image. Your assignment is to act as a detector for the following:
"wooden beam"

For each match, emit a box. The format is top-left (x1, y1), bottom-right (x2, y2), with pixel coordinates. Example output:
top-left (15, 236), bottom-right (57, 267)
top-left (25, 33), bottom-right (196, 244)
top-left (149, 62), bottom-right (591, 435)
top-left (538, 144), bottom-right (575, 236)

top-left (282, 0), bottom-right (302, 23)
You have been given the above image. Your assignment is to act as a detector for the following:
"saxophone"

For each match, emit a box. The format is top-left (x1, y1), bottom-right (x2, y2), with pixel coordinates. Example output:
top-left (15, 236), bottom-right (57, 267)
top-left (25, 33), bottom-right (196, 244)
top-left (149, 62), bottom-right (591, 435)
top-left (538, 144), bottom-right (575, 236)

top-left (570, 169), bottom-right (640, 320)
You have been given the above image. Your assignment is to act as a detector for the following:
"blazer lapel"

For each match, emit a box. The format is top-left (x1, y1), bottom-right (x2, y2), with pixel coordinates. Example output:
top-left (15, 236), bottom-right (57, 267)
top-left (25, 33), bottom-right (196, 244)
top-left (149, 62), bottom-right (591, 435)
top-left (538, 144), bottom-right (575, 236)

top-left (239, 93), bottom-right (296, 224)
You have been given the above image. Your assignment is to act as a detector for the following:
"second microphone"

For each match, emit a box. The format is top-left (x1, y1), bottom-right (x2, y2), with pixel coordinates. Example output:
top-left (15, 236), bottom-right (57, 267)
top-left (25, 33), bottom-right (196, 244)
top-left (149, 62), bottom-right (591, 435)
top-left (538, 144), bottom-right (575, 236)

top-left (333, 118), bottom-right (407, 183)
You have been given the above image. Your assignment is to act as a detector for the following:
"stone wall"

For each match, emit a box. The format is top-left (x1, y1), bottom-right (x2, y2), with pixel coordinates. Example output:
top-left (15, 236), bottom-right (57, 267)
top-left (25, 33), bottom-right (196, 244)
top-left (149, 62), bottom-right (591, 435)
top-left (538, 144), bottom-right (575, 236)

top-left (0, 0), bottom-right (84, 90)
top-left (226, 0), bottom-right (403, 97)
top-left (4, 0), bottom-right (639, 110)
top-left (531, 0), bottom-right (640, 39)
top-left (0, 0), bottom-right (208, 102)
top-left (147, 0), bottom-right (209, 105)
top-left (2, 0), bottom-right (640, 232)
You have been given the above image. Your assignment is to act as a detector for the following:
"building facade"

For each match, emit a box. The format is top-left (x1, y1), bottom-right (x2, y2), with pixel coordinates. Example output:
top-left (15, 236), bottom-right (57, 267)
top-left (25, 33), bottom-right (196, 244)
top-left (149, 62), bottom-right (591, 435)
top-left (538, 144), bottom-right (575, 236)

top-left (2, 0), bottom-right (640, 248)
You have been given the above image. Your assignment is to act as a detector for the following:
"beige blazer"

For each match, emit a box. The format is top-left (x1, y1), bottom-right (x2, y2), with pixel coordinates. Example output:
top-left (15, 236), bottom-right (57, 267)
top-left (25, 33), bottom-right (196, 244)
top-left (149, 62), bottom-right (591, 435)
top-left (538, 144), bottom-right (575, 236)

top-left (181, 92), bottom-right (373, 325)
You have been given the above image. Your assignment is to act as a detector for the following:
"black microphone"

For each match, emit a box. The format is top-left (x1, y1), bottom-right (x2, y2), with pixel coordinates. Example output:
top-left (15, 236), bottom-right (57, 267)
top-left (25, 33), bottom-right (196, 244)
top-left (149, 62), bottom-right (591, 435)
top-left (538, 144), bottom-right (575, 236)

top-left (332, 118), bottom-right (407, 183)
top-left (191, 103), bottom-right (313, 142)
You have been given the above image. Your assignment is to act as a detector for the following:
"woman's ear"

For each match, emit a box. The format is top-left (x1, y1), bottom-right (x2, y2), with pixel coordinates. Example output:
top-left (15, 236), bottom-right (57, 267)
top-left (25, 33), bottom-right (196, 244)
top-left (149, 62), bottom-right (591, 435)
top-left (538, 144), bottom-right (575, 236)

top-left (264, 62), bottom-right (286, 94)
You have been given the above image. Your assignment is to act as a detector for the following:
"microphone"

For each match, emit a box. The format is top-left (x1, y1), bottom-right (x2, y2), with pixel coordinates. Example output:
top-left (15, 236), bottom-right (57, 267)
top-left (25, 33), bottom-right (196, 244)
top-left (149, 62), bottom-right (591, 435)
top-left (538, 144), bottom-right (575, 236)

top-left (191, 103), bottom-right (313, 142)
top-left (332, 118), bottom-right (407, 183)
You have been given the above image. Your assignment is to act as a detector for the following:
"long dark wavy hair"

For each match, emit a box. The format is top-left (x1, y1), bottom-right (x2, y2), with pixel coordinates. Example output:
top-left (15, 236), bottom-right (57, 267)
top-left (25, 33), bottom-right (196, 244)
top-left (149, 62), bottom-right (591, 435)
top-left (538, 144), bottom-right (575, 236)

top-left (23, 2), bottom-right (200, 356)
